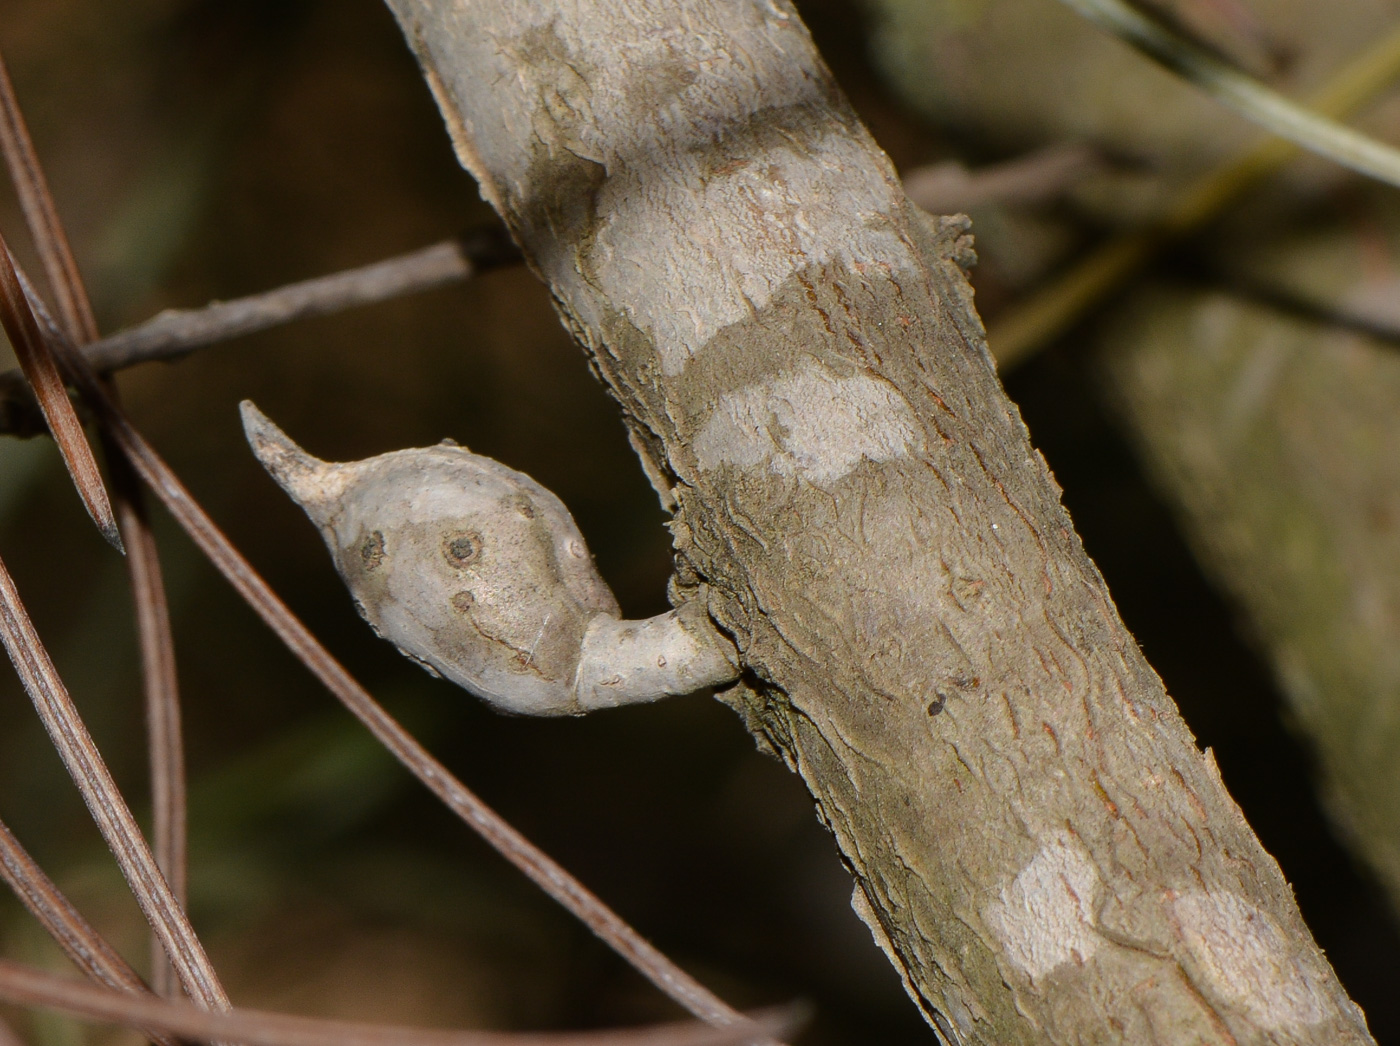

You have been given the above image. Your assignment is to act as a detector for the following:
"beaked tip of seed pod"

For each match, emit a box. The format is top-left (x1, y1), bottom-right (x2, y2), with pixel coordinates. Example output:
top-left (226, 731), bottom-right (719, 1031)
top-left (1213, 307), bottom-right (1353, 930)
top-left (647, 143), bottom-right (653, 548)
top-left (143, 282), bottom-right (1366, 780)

top-left (239, 400), bottom-right (351, 519)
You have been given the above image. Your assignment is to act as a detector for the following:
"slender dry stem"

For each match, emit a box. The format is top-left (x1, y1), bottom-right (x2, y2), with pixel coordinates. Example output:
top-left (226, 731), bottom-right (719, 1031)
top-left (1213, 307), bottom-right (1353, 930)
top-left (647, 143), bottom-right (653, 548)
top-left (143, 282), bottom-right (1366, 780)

top-left (990, 18), bottom-right (1400, 367)
top-left (0, 51), bottom-right (188, 996)
top-left (0, 817), bottom-right (181, 1046)
top-left (0, 231), bottom-right (519, 438)
top-left (0, 547), bottom-right (230, 1014)
top-left (17, 285), bottom-right (765, 1034)
top-left (903, 144), bottom-right (1098, 213)
top-left (86, 229), bottom-right (519, 372)
top-left (0, 960), bottom-right (796, 1046)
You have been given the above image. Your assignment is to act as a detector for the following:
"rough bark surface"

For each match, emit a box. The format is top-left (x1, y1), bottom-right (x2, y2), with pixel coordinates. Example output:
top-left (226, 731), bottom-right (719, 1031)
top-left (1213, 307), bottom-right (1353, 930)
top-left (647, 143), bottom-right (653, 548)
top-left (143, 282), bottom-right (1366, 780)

top-left (382, 2), bottom-right (1373, 1042)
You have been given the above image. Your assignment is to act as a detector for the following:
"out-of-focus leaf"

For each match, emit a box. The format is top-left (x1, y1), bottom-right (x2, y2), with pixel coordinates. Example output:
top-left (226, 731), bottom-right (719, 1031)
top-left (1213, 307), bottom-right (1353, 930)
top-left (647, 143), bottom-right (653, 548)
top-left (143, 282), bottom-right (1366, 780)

top-left (1095, 187), bottom-right (1400, 902)
top-left (867, 0), bottom-right (1399, 223)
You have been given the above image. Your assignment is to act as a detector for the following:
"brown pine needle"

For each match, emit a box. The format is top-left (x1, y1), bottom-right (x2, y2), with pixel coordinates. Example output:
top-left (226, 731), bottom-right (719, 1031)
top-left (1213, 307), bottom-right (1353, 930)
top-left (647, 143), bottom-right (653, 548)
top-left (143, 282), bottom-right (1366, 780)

top-left (0, 960), bottom-right (799, 1046)
top-left (120, 477), bottom-right (186, 999)
top-left (17, 290), bottom-right (771, 1038)
top-left (0, 235), bottom-right (119, 549)
top-left (0, 816), bottom-right (151, 994)
top-left (0, 547), bottom-right (230, 1015)
top-left (0, 52), bottom-right (96, 344)
top-left (0, 817), bottom-right (181, 1046)
top-left (0, 48), bottom-right (188, 998)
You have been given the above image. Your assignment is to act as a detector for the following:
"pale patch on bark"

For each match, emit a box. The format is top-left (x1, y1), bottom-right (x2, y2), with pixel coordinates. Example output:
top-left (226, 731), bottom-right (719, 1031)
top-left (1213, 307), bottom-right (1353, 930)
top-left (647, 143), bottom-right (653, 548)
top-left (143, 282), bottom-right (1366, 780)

top-left (692, 359), bottom-right (922, 484)
top-left (1173, 890), bottom-right (1335, 1031)
top-left (592, 126), bottom-right (911, 375)
top-left (453, 2), bottom-right (912, 375)
top-left (983, 832), bottom-right (1102, 980)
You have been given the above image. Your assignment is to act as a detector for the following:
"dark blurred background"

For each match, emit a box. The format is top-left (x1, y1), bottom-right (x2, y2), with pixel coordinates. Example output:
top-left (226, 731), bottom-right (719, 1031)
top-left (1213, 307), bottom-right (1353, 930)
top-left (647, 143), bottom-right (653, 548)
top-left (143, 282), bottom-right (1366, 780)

top-left (0, 1), bottom-right (1397, 1044)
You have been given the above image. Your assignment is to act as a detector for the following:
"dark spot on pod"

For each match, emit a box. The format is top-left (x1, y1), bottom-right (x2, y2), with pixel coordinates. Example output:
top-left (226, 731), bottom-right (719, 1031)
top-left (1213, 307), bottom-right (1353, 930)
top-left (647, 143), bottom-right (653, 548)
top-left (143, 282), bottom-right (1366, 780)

top-left (927, 691), bottom-right (948, 716)
top-left (360, 530), bottom-right (385, 569)
top-left (444, 531), bottom-right (484, 566)
top-left (450, 590), bottom-right (475, 614)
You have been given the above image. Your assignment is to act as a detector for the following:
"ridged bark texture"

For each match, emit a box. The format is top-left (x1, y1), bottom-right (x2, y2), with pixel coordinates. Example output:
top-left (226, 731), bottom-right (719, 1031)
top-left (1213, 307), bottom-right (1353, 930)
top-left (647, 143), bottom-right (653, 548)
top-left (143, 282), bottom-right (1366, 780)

top-left (382, 2), bottom-right (1374, 1042)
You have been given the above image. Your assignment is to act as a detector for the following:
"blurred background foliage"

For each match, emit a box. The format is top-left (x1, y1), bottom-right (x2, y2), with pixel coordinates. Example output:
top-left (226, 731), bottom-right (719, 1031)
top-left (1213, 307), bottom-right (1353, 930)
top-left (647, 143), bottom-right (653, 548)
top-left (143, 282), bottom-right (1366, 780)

top-left (1, 0), bottom-right (1400, 1044)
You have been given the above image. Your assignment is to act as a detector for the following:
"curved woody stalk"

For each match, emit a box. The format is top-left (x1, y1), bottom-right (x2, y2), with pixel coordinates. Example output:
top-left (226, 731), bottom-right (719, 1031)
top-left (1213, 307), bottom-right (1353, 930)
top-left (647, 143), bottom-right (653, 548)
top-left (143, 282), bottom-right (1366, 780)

top-left (379, 1), bottom-right (1373, 1043)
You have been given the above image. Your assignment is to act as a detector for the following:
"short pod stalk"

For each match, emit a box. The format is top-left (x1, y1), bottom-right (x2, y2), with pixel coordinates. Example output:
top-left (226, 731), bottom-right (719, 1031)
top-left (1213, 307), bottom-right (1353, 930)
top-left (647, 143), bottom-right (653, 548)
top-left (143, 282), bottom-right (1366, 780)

top-left (240, 402), bottom-right (738, 715)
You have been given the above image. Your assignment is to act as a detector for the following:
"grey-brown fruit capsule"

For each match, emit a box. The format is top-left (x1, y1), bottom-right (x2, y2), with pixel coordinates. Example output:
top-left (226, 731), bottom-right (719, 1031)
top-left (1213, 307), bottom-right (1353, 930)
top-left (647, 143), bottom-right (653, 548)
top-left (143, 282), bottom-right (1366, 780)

top-left (240, 401), bottom-right (738, 715)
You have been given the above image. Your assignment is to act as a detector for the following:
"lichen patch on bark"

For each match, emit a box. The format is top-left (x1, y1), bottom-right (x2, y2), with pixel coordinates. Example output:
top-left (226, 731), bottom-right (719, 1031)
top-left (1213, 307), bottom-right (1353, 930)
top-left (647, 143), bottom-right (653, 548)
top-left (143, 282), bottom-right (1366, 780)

top-left (692, 358), bottom-right (922, 483)
top-left (1173, 890), bottom-right (1336, 1032)
top-left (589, 123), bottom-right (912, 375)
top-left (983, 831), bottom-right (1103, 980)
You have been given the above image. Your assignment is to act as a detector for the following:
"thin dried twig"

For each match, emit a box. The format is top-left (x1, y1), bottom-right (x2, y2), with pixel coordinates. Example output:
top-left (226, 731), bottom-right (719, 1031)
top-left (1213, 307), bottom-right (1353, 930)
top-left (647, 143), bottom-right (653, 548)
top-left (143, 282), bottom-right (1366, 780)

top-left (0, 231), bottom-right (519, 438)
top-left (0, 547), bottom-right (231, 1016)
top-left (86, 229), bottom-right (520, 373)
top-left (0, 234), bottom-right (118, 548)
top-left (990, 18), bottom-right (1400, 368)
top-left (0, 817), bottom-right (181, 1046)
top-left (1056, 0), bottom-right (1400, 189)
top-left (903, 144), bottom-right (1099, 213)
top-left (0, 960), bottom-right (798, 1046)
top-left (19, 289), bottom-right (768, 1037)
top-left (0, 50), bottom-right (187, 997)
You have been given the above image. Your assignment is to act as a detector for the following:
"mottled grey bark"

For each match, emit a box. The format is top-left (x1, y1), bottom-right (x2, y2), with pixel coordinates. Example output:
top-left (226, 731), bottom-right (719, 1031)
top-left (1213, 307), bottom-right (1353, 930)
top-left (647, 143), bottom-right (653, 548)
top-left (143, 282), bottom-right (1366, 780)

top-left (381, 2), bottom-right (1372, 1043)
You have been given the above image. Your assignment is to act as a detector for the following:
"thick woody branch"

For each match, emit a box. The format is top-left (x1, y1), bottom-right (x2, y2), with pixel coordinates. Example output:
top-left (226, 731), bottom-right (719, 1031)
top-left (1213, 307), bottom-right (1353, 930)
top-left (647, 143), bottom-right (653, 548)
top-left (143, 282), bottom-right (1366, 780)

top-left (382, 1), bottom-right (1375, 1043)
